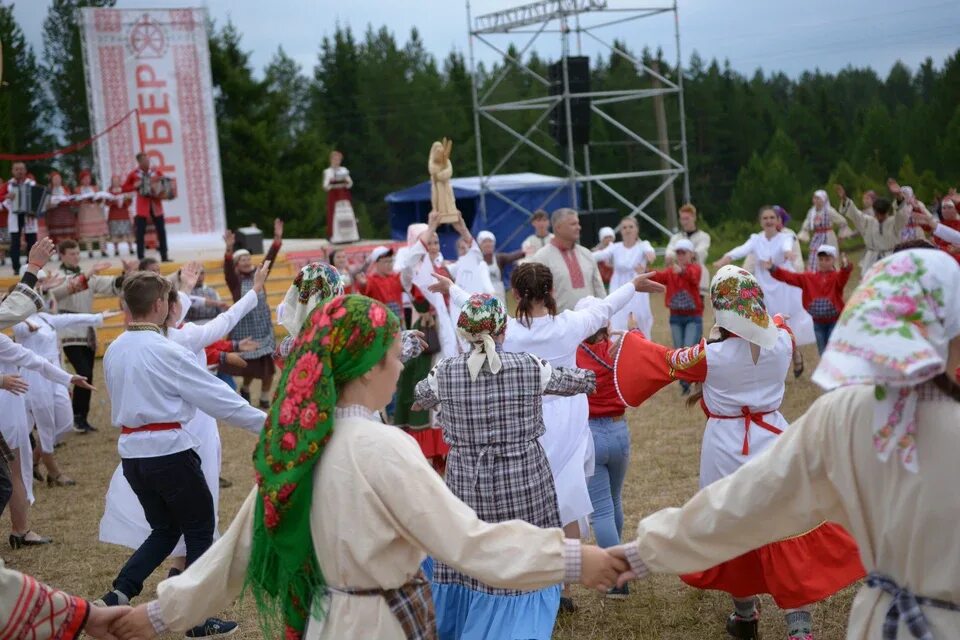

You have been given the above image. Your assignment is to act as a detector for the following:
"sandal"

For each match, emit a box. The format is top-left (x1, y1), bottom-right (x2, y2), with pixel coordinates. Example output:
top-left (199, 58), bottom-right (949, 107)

top-left (9, 530), bottom-right (53, 549)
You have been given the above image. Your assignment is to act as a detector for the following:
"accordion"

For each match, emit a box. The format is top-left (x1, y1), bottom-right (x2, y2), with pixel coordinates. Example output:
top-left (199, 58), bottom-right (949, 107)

top-left (151, 176), bottom-right (177, 200)
top-left (11, 183), bottom-right (48, 217)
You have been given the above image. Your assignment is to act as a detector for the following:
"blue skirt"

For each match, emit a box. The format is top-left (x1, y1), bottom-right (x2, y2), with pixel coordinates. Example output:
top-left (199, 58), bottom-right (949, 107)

top-left (432, 580), bottom-right (561, 640)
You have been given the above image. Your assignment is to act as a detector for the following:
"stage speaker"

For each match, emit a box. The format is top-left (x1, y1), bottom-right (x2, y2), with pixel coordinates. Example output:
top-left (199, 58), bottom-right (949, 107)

top-left (549, 56), bottom-right (591, 147)
top-left (236, 225), bottom-right (264, 255)
top-left (577, 208), bottom-right (620, 246)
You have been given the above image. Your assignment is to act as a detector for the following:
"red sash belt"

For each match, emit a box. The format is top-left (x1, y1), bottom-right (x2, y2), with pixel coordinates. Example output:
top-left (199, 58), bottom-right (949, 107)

top-left (120, 422), bottom-right (181, 435)
top-left (700, 398), bottom-right (781, 455)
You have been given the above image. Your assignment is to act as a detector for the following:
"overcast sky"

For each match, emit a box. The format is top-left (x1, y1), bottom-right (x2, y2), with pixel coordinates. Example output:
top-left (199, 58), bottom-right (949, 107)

top-left (15, 0), bottom-right (959, 79)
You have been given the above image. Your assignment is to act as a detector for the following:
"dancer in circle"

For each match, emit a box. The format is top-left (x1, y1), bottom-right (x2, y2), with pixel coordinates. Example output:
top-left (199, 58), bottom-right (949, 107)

top-left (797, 189), bottom-right (852, 271)
top-left (591, 216), bottom-right (657, 335)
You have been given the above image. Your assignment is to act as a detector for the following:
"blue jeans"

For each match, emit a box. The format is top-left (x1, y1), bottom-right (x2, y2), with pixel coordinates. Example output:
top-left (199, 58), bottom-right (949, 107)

top-left (669, 315), bottom-right (703, 391)
top-left (814, 321), bottom-right (836, 355)
top-left (587, 417), bottom-right (630, 548)
top-left (216, 371), bottom-right (237, 391)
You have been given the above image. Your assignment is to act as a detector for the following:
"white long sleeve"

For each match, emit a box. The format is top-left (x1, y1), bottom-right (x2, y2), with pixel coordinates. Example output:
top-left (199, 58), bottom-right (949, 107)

top-left (934, 221), bottom-right (960, 245)
top-left (173, 351), bottom-right (265, 434)
top-left (563, 281), bottom-right (636, 342)
top-left (169, 289), bottom-right (259, 354)
top-left (0, 333), bottom-right (71, 387)
top-left (592, 244), bottom-right (614, 263)
top-left (38, 312), bottom-right (103, 332)
top-left (725, 235), bottom-right (756, 261)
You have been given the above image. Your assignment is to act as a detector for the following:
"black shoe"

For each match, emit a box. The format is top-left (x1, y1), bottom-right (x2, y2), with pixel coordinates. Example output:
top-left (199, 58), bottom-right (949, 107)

top-left (80, 419), bottom-right (98, 433)
top-left (33, 467), bottom-right (44, 483)
top-left (219, 476), bottom-right (232, 489)
top-left (167, 567), bottom-right (182, 579)
top-left (258, 399), bottom-right (270, 410)
top-left (559, 596), bottom-right (577, 613)
top-left (72, 421), bottom-right (88, 434)
top-left (93, 590), bottom-right (129, 608)
top-left (185, 617), bottom-right (239, 638)
top-left (726, 612), bottom-right (761, 639)
top-left (9, 531), bottom-right (53, 549)
top-left (240, 389), bottom-right (250, 402)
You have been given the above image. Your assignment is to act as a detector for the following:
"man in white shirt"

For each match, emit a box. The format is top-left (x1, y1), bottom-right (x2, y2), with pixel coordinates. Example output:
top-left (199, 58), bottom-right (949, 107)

top-left (523, 208), bottom-right (554, 251)
top-left (96, 272), bottom-right (265, 638)
top-left (531, 208), bottom-right (606, 311)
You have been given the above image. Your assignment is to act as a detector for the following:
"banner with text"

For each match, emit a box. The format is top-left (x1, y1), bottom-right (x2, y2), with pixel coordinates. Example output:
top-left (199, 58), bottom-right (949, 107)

top-left (80, 7), bottom-right (225, 244)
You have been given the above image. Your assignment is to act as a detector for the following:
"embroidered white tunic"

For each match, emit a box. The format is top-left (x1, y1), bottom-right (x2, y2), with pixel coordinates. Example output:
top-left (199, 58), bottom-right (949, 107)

top-left (592, 240), bottom-right (657, 335)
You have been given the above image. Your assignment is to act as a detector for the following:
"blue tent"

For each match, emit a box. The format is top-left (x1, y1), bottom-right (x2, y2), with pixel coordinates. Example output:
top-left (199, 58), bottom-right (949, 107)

top-left (385, 173), bottom-right (580, 257)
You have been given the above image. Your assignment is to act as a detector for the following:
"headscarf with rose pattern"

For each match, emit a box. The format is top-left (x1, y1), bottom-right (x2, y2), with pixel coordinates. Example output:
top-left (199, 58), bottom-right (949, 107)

top-left (812, 249), bottom-right (960, 473)
top-left (457, 293), bottom-right (507, 380)
top-left (709, 265), bottom-right (779, 349)
top-left (280, 261), bottom-right (345, 338)
top-left (247, 294), bottom-right (400, 640)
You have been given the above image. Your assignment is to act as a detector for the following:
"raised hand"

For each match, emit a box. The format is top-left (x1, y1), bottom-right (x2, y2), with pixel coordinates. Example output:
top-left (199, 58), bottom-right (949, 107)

top-left (71, 375), bottom-right (96, 391)
top-left (27, 237), bottom-right (56, 269)
top-left (273, 217), bottom-right (284, 240)
top-left (39, 273), bottom-right (66, 292)
top-left (887, 177), bottom-right (901, 196)
top-left (85, 604), bottom-right (134, 640)
top-left (452, 212), bottom-right (471, 239)
top-left (427, 209), bottom-right (441, 231)
top-left (579, 544), bottom-right (629, 592)
top-left (631, 272), bottom-right (666, 294)
top-left (840, 253), bottom-right (850, 269)
top-left (121, 258), bottom-right (139, 273)
top-left (90, 260), bottom-right (113, 275)
top-left (179, 261), bottom-right (202, 292)
top-left (252, 260), bottom-right (271, 293)
top-left (106, 603), bottom-right (155, 640)
top-left (834, 184), bottom-right (846, 201)
top-left (0, 374), bottom-right (29, 395)
top-left (428, 272), bottom-right (454, 295)
top-left (237, 337), bottom-right (259, 352)
top-left (223, 229), bottom-right (235, 251)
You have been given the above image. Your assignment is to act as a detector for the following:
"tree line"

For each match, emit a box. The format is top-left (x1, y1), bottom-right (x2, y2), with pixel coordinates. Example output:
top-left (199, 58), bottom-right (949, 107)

top-left (1, 0), bottom-right (957, 242)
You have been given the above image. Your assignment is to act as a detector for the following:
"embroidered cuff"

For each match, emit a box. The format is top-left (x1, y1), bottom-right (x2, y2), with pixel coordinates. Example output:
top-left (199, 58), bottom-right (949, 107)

top-left (147, 601), bottom-right (169, 635)
top-left (622, 542), bottom-right (651, 579)
top-left (562, 539), bottom-right (582, 583)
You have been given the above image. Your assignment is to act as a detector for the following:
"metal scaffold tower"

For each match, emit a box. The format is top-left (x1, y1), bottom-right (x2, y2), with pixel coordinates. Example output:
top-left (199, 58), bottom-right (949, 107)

top-left (466, 0), bottom-right (690, 239)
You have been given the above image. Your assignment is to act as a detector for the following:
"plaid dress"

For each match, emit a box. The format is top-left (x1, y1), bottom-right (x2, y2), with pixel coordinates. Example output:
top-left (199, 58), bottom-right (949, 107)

top-left (415, 351), bottom-right (594, 596)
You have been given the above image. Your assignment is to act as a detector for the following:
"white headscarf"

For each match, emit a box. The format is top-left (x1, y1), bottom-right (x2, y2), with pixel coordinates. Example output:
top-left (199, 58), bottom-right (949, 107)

top-left (812, 249), bottom-right (960, 472)
top-left (812, 189), bottom-right (829, 213)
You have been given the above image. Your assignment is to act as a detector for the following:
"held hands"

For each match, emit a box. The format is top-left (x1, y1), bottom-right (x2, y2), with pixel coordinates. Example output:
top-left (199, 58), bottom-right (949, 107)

top-left (606, 545), bottom-right (640, 588)
top-left (225, 353), bottom-right (248, 369)
top-left (237, 337), bottom-right (259, 352)
top-left (631, 272), bottom-right (666, 294)
top-left (252, 260), bottom-right (271, 293)
top-left (579, 544), bottom-right (630, 592)
top-left (759, 259), bottom-right (773, 271)
top-left (85, 604), bottom-right (135, 640)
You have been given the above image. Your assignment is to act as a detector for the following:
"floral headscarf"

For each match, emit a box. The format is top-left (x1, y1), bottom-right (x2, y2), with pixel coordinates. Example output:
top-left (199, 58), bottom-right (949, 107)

top-left (248, 294), bottom-right (400, 639)
top-left (812, 249), bottom-right (960, 472)
top-left (457, 293), bottom-right (507, 380)
top-left (709, 265), bottom-right (779, 349)
top-left (280, 262), bottom-right (345, 338)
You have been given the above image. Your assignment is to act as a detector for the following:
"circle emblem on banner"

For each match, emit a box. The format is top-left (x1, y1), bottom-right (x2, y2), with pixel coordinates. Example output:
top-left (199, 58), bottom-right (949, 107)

top-left (129, 14), bottom-right (167, 59)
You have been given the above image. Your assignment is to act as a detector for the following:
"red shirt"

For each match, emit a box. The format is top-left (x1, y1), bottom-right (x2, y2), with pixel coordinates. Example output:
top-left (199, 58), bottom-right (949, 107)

top-left (358, 271), bottom-right (405, 309)
top-left (649, 263), bottom-right (704, 316)
top-left (121, 167), bottom-right (165, 218)
top-left (576, 337), bottom-right (626, 418)
top-left (925, 219), bottom-right (960, 264)
top-left (205, 339), bottom-right (234, 367)
top-left (770, 265), bottom-right (853, 323)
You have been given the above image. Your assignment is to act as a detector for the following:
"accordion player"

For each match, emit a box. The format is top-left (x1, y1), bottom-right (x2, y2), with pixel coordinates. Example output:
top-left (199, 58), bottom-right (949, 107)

top-left (11, 183), bottom-right (49, 218)
top-left (150, 176), bottom-right (177, 200)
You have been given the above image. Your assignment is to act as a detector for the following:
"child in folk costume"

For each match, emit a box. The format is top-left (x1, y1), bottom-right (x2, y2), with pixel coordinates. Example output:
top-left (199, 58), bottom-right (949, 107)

top-left (414, 293), bottom-right (597, 639)
top-left (766, 244), bottom-right (853, 355)
top-left (95, 272), bottom-right (265, 639)
top-left (433, 262), bottom-right (664, 609)
top-left (45, 171), bottom-right (77, 245)
top-left (716, 207), bottom-right (816, 346)
top-left (649, 237), bottom-right (704, 394)
top-left (13, 284), bottom-right (118, 487)
top-left (591, 216), bottom-right (657, 335)
top-left (99, 262), bottom-right (268, 576)
top-left (797, 189), bottom-right (853, 272)
top-left (593, 227), bottom-right (616, 290)
top-left (611, 265), bottom-right (865, 640)
top-left (221, 219), bottom-right (283, 409)
top-left (613, 249), bottom-right (960, 640)
top-left (111, 295), bottom-right (628, 640)
top-left (75, 170), bottom-right (109, 258)
top-left (107, 174), bottom-right (135, 256)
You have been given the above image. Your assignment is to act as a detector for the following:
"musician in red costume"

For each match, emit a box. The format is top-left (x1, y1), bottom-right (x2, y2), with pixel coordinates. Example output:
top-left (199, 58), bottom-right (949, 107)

top-left (322, 150), bottom-right (354, 241)
top-left (121, 153), bottom-right (170, 262)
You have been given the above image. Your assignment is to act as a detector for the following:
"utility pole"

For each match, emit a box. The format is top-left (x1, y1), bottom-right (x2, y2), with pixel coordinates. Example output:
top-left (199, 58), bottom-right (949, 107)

top-left (651, 59), bottom-right (678, 230)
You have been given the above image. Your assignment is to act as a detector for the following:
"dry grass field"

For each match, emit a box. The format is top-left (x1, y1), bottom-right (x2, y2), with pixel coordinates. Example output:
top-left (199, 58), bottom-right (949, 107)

top-left (2, 264), bottom-right (865, 639)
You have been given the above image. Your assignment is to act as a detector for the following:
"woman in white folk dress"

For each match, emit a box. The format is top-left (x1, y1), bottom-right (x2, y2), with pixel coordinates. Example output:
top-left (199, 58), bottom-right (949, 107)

top-left (591, 216), bottom-right (657, 336)
top-left (99, 262), bottom-right (268, 570)
top-left (714, 206), bottom-right (815, 346)
top-left (111, 294), bottom-right (629, 640)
